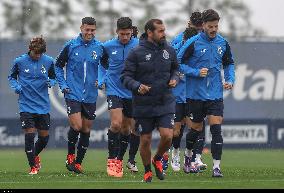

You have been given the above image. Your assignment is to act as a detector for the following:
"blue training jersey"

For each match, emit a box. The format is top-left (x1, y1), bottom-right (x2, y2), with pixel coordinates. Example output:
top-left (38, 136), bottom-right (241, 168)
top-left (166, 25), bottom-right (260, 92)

top-left (8, 53), bottom-right (56, 114)
top-left (100, 37), bottom-right (139, 99)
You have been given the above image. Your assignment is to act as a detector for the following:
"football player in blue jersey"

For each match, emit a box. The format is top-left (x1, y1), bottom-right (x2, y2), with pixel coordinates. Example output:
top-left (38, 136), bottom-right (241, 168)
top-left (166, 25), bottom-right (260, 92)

top-left (99, 17), bottom-right (139, 178)
top-left (178, 9), bottom-right (235, 177)
top-left (8, 36), bottom-right (56, 175)
top-left (55, 17), bottom-right (104, 174)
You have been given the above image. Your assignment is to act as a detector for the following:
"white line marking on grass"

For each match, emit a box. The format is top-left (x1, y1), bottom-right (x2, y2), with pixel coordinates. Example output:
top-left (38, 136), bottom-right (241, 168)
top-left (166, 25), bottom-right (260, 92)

top-left (1, 179), bottom-right (284, 184)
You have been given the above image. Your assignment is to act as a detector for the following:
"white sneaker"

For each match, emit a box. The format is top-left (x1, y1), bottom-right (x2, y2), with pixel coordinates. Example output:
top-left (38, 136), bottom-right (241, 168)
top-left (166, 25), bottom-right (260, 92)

top-left (195, 159), bottom-right (207, 171)
top-left (171, 149), bottom-right (180, 172)
top-left (126, 160), bottom-right (138, 172)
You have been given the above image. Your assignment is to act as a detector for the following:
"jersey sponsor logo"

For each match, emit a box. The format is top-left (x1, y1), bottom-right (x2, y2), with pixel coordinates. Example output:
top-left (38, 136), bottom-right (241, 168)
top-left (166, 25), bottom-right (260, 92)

top-left (146, 53), bottom-right (151, 61)
top-left (163, 50), bottom-right (169, 60)
top-left (201, 49), bottom-right (207, 53)
top-left (24, 69), bottom-right (30, 73)
top-left (112, 50), bottom-right (118, 55)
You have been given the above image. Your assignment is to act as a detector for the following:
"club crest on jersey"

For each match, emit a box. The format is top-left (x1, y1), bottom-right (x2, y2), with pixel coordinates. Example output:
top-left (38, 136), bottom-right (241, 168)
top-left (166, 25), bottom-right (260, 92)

top-left (92, 51), bottom-right (98, 60)
top-left (138, 124), bottom-right (143, 133)
top-left (218, 46), bottom-right (223, 55)
top-left (146, 53), bottom-right (151, 61)
top-left (41, 65), bottom-right (46, 74)
top-left (163, 50), bottom-right (169, 60)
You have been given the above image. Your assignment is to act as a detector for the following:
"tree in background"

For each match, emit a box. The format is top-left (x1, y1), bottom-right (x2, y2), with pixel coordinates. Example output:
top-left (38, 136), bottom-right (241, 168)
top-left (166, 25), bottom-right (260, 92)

top-left (1, 0), bottom-right (80, 39)
top-left (0, 0), bottom-right (264, 40)
top-left (170, 0), bottom-right (264, 40)
top-left (87, 0), bottom-right (120, 39)
top-left (104, 0), bottom-right (262, 40)
top-left (120, 0), bottom-right (164, 32)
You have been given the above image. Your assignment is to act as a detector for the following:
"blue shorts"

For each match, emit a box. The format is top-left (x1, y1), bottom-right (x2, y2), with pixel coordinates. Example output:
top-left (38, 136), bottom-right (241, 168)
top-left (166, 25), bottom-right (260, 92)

top-left (175, 103), bottom-right (187, 122)
top-left (186, 99), bottom-right (224, 123)
top-left (107, 95), bottom-right (133, 118)
top-left (20, 112), bottom-right (50, 130)
top-left (65, 99), bottom-right (96, 120)
top-left (135, 113), bottom-right (175, 135)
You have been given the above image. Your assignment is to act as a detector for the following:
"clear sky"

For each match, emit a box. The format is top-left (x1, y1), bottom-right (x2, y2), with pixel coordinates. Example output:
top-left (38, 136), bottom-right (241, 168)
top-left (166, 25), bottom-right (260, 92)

top-left (245, 0), bottom-right (283, 37)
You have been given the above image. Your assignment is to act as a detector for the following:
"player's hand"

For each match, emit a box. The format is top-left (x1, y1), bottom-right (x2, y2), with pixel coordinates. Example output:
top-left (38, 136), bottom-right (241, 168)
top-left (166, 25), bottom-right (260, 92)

top-left (15, 85), bottom-right (22, 94)
top-left (223, 82), bottom-right (233, 90)
top-left (99, 83), bottom-right (106, 90)
top-left (47, 79), bottom-right (56, 88)
top-left (200, 68), bottom-right (209, 77)
top-left (168, 79), bottom-right (177, 88)
top-left (62, 88), bottom-right (71, 94)
top-left (138, 84), bottom-right (151, 95)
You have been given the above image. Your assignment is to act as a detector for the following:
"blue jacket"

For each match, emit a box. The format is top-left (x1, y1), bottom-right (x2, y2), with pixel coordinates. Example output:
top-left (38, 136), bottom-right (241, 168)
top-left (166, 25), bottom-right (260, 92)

top-left (178, 32), bottom-right (235, 101)
top-left (55, 34), bottom-right (103, 103)
top-left (8, 53), bottom-right (56, 114)
top-left (121, 34), bottom-right (179, 118)
top-left (100, 37), bottom-right (139, 99)
top-left (172, 42), bottom-right (186, 103)
top-left (171, 32), bottom-right (183, 46)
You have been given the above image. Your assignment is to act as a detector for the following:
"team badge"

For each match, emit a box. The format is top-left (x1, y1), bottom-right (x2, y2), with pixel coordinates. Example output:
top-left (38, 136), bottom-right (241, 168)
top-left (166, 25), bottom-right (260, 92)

top-left (138, 124), bottom-right (143, 133)
top-left (67, 106), bottom-right (71, 114)
top-left (218, 46), bottom-right (223, 55)
top-left (171, 118), bottom-right (175, 126)
top-left (41, 65), bottom-right (46, 74)
top-left (163, 50), bottom-right (169, 60)
top-left (92, 51), bottom-right (98, 60)
top-left (108, 99), bottom-right (113, 108)
top-left (146, 53), bottom-right (151, 61)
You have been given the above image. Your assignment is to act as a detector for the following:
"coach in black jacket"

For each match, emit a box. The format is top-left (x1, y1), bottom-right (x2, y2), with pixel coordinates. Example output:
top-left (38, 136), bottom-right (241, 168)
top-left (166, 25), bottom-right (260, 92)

top-left (121, 19), bottom-right (179, 182)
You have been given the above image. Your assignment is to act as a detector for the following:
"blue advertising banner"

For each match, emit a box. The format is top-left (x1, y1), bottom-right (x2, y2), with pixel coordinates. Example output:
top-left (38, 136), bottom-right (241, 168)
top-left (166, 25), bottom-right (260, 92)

top-left (0, 118), bottom-right (284, 148)
top-left (1, 40), bottom-right (284, 148)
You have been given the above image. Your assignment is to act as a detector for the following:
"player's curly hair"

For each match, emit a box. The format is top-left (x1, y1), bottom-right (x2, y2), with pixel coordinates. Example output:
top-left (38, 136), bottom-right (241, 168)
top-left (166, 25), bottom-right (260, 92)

top-left (132, 26), bottom-right (139, 38)
top-left (189, 11), bottom-right (203, 27)
top-left (183, 27), bottom-right (198, 42)
top-left (29, 35), bottom-right (46, 53)
top-left (117, 17), bottom-right (132, 30)
top-left (202, 9), bottom-right (220, 23)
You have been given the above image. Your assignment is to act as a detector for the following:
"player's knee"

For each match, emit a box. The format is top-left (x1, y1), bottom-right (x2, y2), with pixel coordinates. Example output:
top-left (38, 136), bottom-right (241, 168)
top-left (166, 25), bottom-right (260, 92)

top-left (191, 122), bottom-right (203, 131)
top-left (161, 132), bottom-right (173, 144)
top-left (121, 126), bottom-right (131, 136)
top-left (70, 123), bottom-right (82, 131)
top-left (140, 135), bottom-right (151, 148)
top-left (173, 130), bottom-right (180, 138)
top-left (110, 121), bottom-right (122, 132)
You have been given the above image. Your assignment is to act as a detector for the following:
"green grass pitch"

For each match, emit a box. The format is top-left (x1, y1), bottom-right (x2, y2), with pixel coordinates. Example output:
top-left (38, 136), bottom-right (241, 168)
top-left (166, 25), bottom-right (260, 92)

top-left (0, 149), bottom-right (284, 189)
